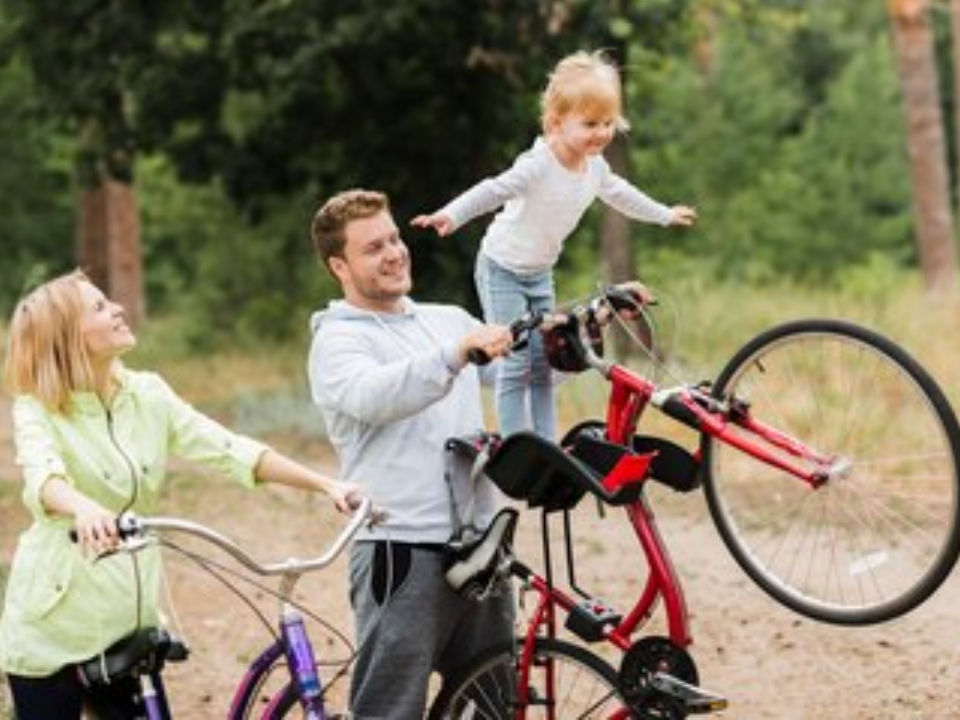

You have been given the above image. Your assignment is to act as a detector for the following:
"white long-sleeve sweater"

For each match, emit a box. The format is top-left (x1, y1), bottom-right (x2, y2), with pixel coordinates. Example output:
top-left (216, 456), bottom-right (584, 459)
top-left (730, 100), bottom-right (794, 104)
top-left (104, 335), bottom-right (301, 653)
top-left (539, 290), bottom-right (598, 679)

top-left (441, 136), bottom-right (674, 274)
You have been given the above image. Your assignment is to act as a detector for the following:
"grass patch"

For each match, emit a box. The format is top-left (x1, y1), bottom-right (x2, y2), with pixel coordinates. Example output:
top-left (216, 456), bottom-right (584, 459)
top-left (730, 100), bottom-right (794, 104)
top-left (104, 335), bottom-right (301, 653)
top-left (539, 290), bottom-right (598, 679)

top-left (557, 272), bottom-right (960, 421)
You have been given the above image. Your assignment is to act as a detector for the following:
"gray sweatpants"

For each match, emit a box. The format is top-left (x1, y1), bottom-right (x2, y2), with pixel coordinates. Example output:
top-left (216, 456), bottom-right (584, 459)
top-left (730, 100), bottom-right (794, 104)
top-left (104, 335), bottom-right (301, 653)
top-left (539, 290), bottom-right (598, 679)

top-left (348, 541), bottom-right (515, 719)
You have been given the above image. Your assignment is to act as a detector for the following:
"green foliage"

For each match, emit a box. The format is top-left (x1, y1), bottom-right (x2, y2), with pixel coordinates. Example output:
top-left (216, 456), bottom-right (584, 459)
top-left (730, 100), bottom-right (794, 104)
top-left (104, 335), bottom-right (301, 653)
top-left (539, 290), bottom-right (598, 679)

top-left (138, 154), bottom-right (337, 347)
top-left (0, 52), bottom-right (75, 312)
top-left (0, 0), bottom-right (951, 339)
top-left (630, 1), bottom-right (914, 288)
top-left (720, 34), bottom-right (911, 282)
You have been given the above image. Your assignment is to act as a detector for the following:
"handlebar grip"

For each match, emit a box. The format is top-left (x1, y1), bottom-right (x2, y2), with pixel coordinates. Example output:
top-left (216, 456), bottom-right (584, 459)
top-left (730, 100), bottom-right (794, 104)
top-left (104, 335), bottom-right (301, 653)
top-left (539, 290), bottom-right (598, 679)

top-left (68, 513), bottom-right (140, 543)
top-left (605, 284), bottom-right (654, 311)
top-left (467, 348), bottom-right (492, 366)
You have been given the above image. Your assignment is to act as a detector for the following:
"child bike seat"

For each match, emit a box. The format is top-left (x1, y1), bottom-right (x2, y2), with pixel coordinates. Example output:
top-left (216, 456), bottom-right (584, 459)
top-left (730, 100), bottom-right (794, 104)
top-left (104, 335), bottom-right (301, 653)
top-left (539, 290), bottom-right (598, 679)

top-left (562, 421), bottom-right (701, 494)
top-left (483, 431), bottom-right (655, 511)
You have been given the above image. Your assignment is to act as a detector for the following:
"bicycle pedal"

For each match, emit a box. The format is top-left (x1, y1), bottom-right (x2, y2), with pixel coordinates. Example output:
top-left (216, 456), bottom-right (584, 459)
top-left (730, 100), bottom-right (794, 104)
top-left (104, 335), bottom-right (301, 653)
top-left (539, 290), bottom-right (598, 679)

top-left (649, 672), bottom-right (728, 714)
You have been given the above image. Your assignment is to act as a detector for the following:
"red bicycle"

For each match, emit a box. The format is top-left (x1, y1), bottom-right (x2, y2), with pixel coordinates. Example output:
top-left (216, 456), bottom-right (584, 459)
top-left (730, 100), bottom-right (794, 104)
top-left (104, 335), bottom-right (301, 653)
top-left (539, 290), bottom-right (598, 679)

top-left (429, 283), bottom-right (960, 718)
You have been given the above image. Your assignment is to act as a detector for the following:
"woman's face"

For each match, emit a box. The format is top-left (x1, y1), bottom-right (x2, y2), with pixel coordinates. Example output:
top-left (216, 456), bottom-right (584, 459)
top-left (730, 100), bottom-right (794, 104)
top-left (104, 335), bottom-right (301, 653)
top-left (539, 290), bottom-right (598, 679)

top-left (78, 281), bottom-right (137, 361)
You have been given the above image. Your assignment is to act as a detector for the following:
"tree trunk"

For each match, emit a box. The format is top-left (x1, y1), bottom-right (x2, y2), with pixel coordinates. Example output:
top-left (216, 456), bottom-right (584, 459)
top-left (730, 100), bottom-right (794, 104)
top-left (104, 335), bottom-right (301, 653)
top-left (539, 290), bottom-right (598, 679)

top-left (601, 47), bottom-right (646, 359)
top-left (951, 0), bottom-right (960, 213)
top-left (78, 175), bottom-right (145, 325)
top-left (600, 135), bottom-right (637, 287)
top-left (888, 0), bottom-right (959, 295)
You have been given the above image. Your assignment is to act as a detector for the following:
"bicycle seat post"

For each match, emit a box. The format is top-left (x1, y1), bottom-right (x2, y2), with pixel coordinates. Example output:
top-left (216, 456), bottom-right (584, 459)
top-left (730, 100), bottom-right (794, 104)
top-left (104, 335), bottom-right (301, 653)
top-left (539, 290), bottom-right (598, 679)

top-left (139, 673), bottom-right (165, 720)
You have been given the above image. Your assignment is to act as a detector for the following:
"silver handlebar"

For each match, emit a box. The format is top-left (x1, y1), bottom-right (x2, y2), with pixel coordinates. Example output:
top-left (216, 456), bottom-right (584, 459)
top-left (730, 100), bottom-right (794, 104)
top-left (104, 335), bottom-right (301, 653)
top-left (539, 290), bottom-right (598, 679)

top-left (117, 497), bottom-right (376, 578)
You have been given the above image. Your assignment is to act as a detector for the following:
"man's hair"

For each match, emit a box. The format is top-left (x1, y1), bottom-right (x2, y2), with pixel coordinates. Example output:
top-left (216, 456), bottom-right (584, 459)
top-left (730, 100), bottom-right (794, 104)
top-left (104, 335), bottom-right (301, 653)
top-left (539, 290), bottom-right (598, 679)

top-left (3, 268), bottom-right (98, 413)
top-left (540, 50), bottom-right (629, 134)
top-left (311, 189), bottom-right (390, 274)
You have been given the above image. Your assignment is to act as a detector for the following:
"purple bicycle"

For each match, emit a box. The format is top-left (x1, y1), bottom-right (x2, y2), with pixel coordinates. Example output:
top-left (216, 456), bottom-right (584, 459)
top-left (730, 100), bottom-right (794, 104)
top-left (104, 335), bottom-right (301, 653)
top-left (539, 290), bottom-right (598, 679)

top-left (75, 498), bottom-right (375, 719)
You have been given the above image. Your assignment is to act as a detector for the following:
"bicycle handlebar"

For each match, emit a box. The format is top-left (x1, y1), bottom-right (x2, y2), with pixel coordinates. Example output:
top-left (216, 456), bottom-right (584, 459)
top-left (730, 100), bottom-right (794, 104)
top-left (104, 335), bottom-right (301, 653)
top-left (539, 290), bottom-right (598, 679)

top-left (467, 311), bottom-right (546, 366)
top-left (114, 497), bottom-right (377, 577)
top-left (467, 282), bottom-right (652, 372)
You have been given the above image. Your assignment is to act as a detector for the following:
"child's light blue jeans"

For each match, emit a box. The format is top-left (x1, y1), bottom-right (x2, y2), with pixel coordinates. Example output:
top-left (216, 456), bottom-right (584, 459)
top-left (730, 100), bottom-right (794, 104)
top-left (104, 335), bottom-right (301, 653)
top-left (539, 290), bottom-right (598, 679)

top-left (475, 252), bottom-right (556, 439)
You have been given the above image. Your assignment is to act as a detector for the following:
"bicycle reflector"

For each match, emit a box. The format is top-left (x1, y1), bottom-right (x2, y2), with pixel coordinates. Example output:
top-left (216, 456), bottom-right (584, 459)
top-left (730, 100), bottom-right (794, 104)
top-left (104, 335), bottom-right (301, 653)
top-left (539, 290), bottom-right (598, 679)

top-left (543, 316), bottom-right (603, 372)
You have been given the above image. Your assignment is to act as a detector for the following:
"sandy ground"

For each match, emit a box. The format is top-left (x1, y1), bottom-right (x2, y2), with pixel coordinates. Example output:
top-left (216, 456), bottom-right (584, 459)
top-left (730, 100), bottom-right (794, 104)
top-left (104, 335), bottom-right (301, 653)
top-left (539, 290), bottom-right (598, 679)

top-left (1, 394), bottom-right (960, 719)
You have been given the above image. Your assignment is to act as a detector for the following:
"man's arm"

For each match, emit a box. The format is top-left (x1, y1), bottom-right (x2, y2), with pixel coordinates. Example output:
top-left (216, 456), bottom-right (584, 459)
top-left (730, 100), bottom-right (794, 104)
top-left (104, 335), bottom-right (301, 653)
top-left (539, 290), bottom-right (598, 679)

top-left (309, 320), bottom-right (511, 426)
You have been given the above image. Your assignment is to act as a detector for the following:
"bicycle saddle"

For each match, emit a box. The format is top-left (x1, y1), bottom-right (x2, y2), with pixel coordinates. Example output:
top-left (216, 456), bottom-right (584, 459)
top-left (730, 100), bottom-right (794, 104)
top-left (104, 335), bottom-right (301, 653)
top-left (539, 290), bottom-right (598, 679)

top-left (445, 508), bottom-right (518, 600)
top-left (77, 627), bottom-right (190, 687)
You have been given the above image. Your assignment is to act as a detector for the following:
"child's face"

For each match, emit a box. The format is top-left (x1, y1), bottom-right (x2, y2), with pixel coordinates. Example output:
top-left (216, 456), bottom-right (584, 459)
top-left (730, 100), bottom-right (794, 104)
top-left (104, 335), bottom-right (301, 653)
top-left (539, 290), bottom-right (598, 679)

top-left (550, 110), bottom-right (618, 159)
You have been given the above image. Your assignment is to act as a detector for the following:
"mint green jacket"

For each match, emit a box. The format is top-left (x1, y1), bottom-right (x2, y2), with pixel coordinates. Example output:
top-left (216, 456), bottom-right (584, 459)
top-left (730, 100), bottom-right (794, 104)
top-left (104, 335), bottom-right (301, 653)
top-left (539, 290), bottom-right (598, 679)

top-left (0, 368), bottom-right (268, 677)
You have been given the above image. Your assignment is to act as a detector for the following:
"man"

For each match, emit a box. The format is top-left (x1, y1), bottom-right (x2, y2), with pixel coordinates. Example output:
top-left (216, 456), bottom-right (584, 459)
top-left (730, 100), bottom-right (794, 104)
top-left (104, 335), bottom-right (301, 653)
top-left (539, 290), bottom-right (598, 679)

top-left (307, 188), bottom-right (515, 718)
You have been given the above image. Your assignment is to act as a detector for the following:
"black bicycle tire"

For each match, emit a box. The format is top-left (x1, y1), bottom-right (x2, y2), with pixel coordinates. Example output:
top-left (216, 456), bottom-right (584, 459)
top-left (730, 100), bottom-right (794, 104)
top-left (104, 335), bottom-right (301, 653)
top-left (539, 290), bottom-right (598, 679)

top-left (427, 637), bottom-right (627, 719)
top-left (266, 682), bottom-right (299, 718)
top-left (702, 318), bottom-right (960, 624)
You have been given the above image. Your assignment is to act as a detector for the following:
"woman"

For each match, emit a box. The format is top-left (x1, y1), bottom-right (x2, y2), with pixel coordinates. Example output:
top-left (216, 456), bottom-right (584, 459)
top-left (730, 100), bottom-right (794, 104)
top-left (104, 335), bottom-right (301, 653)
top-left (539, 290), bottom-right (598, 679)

top-left (0, 269), bottom-right (359, 719)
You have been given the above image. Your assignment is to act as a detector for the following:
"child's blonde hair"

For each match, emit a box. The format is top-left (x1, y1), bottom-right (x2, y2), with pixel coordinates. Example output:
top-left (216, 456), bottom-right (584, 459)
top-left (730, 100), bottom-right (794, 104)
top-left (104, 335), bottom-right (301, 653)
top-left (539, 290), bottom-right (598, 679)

top-left (3, 269), bottom-right (99, 413)
top-left (540, 50), bottom-right (629, 134)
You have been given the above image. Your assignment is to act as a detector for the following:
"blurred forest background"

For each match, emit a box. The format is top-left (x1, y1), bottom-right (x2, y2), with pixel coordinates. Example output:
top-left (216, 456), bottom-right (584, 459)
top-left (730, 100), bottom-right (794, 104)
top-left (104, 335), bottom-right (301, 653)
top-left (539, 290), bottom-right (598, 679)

top-left (1, 0), bottom-right (959, 349)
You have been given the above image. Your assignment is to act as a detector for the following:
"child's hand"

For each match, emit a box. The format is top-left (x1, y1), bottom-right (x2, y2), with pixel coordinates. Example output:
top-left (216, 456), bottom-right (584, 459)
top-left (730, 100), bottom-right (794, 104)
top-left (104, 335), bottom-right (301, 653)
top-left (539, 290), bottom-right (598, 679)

top-left (670, 205), bottom-right (698, 227)
top-left (411, 213), bottom-right (455, 236)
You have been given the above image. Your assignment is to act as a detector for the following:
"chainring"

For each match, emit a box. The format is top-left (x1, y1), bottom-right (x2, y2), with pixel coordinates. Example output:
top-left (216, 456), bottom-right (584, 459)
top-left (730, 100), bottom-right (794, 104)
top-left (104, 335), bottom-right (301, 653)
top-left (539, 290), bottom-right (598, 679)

top-left (619, 636), bottom-right (699, 719)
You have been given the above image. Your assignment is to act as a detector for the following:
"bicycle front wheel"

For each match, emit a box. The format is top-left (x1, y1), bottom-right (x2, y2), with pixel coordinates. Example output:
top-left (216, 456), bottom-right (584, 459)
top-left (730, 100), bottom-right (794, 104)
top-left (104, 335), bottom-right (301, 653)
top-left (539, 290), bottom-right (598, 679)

top-left (703, 319), bottom-right (960, 625)
top-left (428, 637), bottom-right (629, 719)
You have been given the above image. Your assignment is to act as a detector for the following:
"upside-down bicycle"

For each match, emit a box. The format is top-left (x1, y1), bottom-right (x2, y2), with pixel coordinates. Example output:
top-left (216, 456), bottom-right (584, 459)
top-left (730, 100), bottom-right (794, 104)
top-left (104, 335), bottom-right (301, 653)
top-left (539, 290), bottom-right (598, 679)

top-left (429, 283), bottom-right (960, 718)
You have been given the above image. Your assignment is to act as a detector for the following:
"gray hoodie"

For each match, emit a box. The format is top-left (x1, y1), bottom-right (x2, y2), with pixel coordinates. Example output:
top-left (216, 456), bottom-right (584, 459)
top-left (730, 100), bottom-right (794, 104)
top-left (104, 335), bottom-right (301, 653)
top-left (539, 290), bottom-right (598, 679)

top-left (308, 297), bottom-right (504, 543)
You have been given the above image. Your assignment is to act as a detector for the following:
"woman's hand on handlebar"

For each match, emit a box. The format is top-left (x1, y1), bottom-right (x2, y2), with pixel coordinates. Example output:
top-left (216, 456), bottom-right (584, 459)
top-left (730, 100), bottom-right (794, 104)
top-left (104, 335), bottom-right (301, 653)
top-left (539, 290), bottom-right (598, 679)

top-left (329, 481), bottom-right (365, 515)
top-left (72, 498), bottom-right (122, 556)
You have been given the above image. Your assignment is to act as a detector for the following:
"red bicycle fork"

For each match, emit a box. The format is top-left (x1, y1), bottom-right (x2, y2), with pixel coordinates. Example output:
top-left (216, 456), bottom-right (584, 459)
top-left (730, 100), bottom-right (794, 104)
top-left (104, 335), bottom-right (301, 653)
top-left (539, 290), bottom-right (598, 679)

top-left (606, 366), bottom-right (836, 490)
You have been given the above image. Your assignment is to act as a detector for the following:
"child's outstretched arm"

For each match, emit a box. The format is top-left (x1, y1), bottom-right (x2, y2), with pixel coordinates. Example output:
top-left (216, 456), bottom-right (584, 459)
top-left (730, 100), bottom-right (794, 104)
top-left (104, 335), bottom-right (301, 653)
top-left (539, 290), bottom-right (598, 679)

top-left (410, 212), bottom-right (455, 236)
top-left (670, 205), bottom-right (698, 227)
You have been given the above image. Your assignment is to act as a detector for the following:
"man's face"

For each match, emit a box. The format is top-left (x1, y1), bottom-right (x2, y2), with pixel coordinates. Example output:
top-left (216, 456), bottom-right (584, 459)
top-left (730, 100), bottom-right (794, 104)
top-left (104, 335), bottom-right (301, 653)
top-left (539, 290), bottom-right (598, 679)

top-left (330, 210), bottom-right (412, 312)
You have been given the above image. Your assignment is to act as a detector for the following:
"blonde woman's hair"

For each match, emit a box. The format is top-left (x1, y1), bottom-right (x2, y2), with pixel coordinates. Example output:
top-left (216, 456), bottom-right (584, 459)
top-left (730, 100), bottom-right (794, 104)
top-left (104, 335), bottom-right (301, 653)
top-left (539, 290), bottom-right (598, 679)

top-left (3, 269), bottom-right (98, 413)
top-left (540, 50), bottom-right (629, 134)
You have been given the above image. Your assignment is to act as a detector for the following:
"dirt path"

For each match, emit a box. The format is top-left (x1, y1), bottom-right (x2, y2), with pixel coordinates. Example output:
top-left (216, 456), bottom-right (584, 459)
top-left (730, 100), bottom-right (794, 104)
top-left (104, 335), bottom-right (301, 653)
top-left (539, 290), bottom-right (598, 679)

top-left (1, 430), bottom-right (959, 718)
